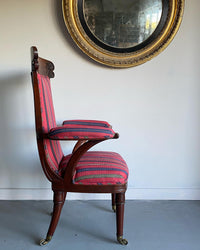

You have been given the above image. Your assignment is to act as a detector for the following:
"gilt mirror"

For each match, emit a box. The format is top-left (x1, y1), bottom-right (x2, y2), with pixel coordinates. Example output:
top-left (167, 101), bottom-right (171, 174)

top-left (62, 0), bottom-right (184, 68)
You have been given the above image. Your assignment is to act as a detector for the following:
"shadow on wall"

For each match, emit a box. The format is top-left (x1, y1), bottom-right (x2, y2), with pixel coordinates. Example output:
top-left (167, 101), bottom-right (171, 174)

top-left (0, 72), bottom-right (42, 190)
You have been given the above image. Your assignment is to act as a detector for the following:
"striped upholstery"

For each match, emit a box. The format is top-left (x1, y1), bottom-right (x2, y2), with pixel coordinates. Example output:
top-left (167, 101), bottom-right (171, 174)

top-left (63, 120), bottom-right (112, 128)
top-left (37, 73), bottom-right (63, 172)
top-left (36, 73), bottom-right (128, 185)
top-left (48, 124), bottom-right (115, 140)
top-left (59, 151), bottom-right (129, 185)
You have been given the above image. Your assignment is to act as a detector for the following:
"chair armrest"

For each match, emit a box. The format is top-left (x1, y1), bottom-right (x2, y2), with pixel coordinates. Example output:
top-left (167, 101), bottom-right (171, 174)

top-left (47, 123), bottom-right (116, 140)
top-left (62, 119), bottom-right (112, 128)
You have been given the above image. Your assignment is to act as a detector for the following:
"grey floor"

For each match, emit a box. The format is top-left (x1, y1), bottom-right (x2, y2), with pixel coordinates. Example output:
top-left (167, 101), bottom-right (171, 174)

top-left (0, 200), bottom-right (200, 250)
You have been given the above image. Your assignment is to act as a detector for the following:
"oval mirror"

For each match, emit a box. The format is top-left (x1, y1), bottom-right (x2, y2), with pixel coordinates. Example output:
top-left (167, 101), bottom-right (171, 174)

top-left (62, 0), bottom-right (184, 68)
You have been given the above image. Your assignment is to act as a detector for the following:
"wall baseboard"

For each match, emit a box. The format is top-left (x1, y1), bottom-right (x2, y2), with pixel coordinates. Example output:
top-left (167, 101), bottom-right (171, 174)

top-left (0, 188), bottom-right (200, 200)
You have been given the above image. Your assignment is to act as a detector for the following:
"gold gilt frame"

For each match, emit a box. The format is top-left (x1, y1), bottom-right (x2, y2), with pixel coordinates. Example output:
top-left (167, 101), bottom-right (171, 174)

top-left (62, 0), bottom-right (184, 68)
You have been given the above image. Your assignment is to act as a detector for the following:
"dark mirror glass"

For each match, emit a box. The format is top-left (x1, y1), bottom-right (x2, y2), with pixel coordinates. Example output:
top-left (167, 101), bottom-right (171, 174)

top-left (83, 0), bottom-right (162, 49)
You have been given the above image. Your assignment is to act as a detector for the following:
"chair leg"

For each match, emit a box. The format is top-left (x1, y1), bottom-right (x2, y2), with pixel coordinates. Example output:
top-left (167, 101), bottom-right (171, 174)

top-left (40, 191), bottom-right (66, 246)
top-left (116, 193), bottom-right (128, 245)
top-left (112, 193), bottom-right (116, 212)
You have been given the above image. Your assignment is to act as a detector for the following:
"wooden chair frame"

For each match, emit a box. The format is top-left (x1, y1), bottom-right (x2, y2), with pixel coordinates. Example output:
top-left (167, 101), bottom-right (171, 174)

top-left (31, 46), bottom-right (128, 245)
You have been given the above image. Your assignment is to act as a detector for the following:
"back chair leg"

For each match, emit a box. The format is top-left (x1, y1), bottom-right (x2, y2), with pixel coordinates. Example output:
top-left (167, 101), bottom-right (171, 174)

top-left (112, 193), bottom-right (116, 212)
top-left (40, 191), bottom-right (66, 246)
top-left (116, 193), bottom-right (128, 245)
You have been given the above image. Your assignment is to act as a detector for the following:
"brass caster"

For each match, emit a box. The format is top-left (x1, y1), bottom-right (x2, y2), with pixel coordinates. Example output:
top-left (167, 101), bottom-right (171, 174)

top-left (112, 205), bottom-right (116, 213)
top-left (39, 235), bottom-right (52, 246)
top-left (117, 236), bottom-right (128, 245)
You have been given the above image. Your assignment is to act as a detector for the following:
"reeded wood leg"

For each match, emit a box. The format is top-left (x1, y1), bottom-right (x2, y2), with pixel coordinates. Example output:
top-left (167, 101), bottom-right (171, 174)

top-left (40, 191), bottom-right (66, 246)
top-left (112, 193), bottom-right (116, 212)
top-left (116, 193), bottom-right (128, 245)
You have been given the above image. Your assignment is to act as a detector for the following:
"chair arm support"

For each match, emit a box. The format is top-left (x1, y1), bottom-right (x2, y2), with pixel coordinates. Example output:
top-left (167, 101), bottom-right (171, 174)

top-left (63, 139), bottom-right (105, 185)
top-left (71, 131), bottom-right (119, 153)
top-left (47, 123), bottom-right (116, 140)
top-left (72, 140), bottom-right (88, 153)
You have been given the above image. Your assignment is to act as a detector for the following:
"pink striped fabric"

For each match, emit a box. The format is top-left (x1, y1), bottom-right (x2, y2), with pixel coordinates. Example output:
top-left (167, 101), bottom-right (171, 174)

top-left (48, 123), bottom-right (115, 140)
top-left (36, 73), bottom-right (128, 184)
top-left (62, 120), bottom-right (112, 128)
top-left (37, 73), bottom-right (63, 172)
top-left (59, 151), bottom-right (129, 185)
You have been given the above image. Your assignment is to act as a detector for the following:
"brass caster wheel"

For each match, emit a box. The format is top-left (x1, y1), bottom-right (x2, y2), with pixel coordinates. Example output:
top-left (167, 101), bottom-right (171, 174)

top-left (117, 236), bottom-right (128, 245)
top-left (112, 205), bottom-right (116, 213)
top-left (39, 235), bottom-right (52, 246)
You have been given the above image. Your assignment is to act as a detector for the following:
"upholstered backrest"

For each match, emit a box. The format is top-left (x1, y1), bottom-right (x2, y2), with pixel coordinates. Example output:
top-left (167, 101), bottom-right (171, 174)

top-left (37, 73), bottom-right (63, 173)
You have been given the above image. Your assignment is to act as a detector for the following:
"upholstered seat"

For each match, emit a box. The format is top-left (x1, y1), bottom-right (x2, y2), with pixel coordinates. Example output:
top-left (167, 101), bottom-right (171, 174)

top-left (59, 151), bottom-right (129, 185)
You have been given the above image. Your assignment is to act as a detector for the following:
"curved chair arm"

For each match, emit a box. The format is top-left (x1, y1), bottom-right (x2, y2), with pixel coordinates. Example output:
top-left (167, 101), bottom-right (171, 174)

top-left (63, 132), bottom-right (119, 185)
top-left (47, 123), bottom-right (116, 140)
top-left (63, 139), bottom-right (106, 186)
top-left (72, 140), bottom-right (88, 153)
top-left (72, 131), bottom-right (119, 153)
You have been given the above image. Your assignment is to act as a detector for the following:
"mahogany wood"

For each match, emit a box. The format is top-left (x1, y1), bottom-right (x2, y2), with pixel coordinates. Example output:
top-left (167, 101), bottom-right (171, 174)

top-left (72, 139), bottom-right (88, 153)
top-left (116, 193), bottom-right (125, 237)
top-left (47, 191), bottom-right (66, 237)
top-left (112, 193), bottom-right (116, 207)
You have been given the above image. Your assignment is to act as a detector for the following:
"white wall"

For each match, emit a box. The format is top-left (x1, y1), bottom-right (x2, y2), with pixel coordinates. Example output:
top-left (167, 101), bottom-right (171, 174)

top-left (0, 0), bottom-right (200, 200)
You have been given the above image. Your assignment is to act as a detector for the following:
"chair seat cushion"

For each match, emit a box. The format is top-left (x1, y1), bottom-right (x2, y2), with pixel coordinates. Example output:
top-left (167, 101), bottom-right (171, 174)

top-left (59, 151), bottom-right (129, 185)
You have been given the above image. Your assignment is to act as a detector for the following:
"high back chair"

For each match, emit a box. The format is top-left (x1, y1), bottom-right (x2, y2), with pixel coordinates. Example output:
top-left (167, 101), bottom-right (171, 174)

top-left (30, 46), bottom-right (129, 246)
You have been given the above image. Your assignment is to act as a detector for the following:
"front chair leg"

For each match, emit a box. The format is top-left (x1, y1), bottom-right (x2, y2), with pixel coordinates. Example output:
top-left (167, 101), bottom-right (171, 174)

top-left (40, 191), bottom-right (66, 246)
top-left (116, 193), bottom-right (128, 245)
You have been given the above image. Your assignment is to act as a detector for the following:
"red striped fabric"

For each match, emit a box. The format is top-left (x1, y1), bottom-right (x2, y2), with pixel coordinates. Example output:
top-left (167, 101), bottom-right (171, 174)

top-left (48, 124), bottom-right (115, 140)
top-left (63, 120), bottom-right (112, 128)
top-left (37, 73), bottom-right (63, 172)
top-left (59, 151), bottom-right (129, 185)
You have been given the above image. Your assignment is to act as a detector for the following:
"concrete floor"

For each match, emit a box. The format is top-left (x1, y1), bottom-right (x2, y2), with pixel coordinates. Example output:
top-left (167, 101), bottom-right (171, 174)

top-left (0, 200), bottom-right (200, 250)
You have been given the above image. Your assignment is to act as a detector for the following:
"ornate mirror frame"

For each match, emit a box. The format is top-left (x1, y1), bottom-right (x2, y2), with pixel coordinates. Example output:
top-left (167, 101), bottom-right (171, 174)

top-left (62, 0), bottom-right (184, 68)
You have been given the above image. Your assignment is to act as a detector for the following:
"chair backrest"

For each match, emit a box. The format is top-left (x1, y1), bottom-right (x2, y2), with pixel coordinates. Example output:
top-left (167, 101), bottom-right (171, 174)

top-left (31, 47), bottom-right (63, 179)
